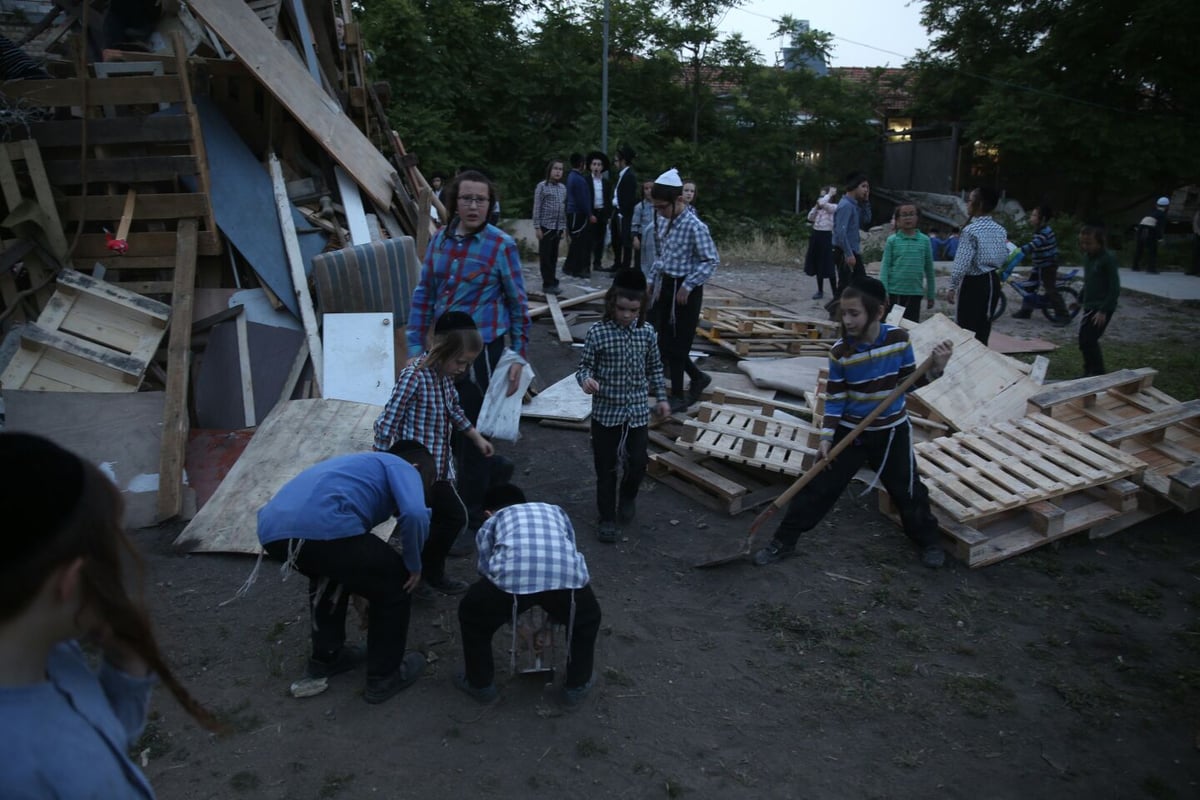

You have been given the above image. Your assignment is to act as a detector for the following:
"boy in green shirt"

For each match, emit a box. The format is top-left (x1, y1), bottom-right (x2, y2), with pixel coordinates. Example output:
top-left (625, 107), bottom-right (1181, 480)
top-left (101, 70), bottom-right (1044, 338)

top-left (879, 204), bottom-right (936, 322)
top-left (1078, 223), bottom-right (1121, 376)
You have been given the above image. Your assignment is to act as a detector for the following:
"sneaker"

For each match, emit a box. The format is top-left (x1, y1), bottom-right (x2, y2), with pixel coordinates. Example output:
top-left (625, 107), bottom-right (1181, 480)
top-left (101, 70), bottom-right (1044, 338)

top-left (921, 546), bottom-right (946, 569)
top-left (1011, 309), bottom-right (1032, 319)
top-left (425, 575), bottom-right (470, 595)
top-left (544, 285), bottom-right (561, 295)
top-left (618, 497), bottom-right (636, 525)
top-left (811, 291), bottom-right (824, 300)
top-left (687, 372), bottom-right (713, 403)
top-left (364, 651), bottom-right (426, 704)
top-left (752, 539), bottom-right (796, 566)
top-left (596, 521), bottom-right (618, 543)
top-left (453, 670), bottom-right (499, 704)
top-left (560, 676), bottom-right (594, 709)
top-left (306, 643), bottom-right (366, 679)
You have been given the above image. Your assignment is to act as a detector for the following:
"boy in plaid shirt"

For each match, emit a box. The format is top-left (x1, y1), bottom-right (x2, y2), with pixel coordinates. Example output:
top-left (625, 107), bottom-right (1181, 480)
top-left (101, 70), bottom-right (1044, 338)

top-left (453, 484), bottom-right (601, 708)
top-left (576, 270), bottom-right (671, 542)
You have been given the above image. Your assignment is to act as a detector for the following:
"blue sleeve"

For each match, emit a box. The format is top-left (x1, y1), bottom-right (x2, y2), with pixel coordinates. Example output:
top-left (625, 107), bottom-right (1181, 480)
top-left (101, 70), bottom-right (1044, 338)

top-left (386, 462), bottom-right (431, 574)
top-left (99, 659), bottom-right (157, 745)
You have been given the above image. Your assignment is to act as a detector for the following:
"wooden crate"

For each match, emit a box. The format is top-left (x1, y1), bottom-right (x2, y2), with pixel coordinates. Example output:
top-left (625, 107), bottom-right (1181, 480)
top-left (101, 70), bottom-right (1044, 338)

top-left (698, 305), bottom-right (837, 358)
top-left (0, 268), bottom-right (169, 392)
top-left (1027, 369), bottom-right (1200, 511)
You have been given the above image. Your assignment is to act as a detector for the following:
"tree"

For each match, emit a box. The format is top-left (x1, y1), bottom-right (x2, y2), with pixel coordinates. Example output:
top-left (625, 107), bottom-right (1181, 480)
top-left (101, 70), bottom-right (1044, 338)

top-left (910, 0), bottom-right (1200, 215)
top-left (653, 0), bottom-right (745, 144)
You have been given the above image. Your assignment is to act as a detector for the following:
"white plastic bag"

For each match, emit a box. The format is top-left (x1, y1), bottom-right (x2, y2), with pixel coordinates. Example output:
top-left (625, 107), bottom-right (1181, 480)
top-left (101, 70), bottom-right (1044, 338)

top-left (476, 349), bottom-right (535, 442)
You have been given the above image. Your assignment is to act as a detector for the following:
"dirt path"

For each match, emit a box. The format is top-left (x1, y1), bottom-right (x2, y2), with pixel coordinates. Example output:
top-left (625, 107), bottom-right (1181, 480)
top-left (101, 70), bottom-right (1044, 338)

top-left (137, 261), bottom-right (1199, 800)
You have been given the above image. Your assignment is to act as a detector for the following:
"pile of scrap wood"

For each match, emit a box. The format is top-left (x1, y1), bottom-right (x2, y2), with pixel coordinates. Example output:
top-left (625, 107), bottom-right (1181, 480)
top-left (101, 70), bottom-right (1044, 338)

top-left (0, 0), bottom-right (435, 527)
top-left (649, 309), bottom-right (1195, 566)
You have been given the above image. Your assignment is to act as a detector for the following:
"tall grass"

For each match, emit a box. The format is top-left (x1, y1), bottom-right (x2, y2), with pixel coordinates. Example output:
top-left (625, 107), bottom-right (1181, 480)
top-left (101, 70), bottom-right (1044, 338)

top-left (720, 231), bottom-right (800, 265)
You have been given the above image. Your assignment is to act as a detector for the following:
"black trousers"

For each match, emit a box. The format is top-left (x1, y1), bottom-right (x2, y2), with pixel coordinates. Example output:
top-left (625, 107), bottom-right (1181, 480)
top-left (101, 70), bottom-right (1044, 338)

top-left (591, 420), bottom-right (648, 522)
top-left (459, 579), bottom-right (601, 689)
top-left (832, 248), bottom-right (865, 298)
top-left (611, 212), bottom-right (633, 271)
top-left (265, 535), bottom-right (412, 679)
top-left (956, 271), bottom-right (1001, 345)
top-left (1079, 309), bottom-right (1112, 376)
top-left (453, 337), bottom-right (506, 530)
top-left (774, 422), bottom-right (939, 551)
top-left (651, 275), bottom-right (704, 395)
top-left (1022, 265), bottom-right (1064, 314)
top-left (425, 480), bottom-right (467, 582)
top-left (1132, 228), bottom-right (1158, 270)
top-left (893, 294), bottom-right (923, 323)
top-left (589, 210), bottom-right (610, 269)
top-left (538, 229), bottom-right (562, 288)
top-left (564, 212), bottom-right (591, 276)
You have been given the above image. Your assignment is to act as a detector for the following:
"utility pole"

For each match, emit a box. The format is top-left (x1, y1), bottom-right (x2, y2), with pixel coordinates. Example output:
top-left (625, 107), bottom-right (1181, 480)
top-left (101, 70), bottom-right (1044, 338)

top-left (601, 0), bottom-right (610, 153)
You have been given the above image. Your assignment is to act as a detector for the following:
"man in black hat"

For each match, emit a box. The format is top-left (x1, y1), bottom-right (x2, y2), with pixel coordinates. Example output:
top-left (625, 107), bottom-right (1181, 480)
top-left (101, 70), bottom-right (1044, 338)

top-left (610, 146), bottom-right (638, 272)
top-left (564, 153), bottom-right (592, 278)
top-left (831, 172), bottom-right (873, 301)
top-left (586, 151), bottom-right (613, 272)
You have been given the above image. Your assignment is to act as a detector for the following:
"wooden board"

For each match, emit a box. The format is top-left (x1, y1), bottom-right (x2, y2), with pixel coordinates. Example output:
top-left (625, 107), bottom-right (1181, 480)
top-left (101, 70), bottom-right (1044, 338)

top-left (677, 400), bottom-right (817, 476)
top-left (173, 398), bottom-right (383, 554)
top-left (156, 219), bottom-right (198, 520)
top-left (545, 292), bottom-right (573, 343)
top-left (527, 289), bottom-right (606, 319)
top-left (648, 449), bottom-right (788, 515)
top-left (322, 312), bottom-right (395, 406)
top-left (904, 313), bottom-right (1040, 431)
top-left (521, 374), bottom-right (592, 422)
top-left (187, 0), bottom-right (397, 207)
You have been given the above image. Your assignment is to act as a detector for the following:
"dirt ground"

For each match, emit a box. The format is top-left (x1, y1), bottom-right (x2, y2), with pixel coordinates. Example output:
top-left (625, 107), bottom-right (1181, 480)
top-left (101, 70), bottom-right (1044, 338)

top-left (136, 260), bottom-right (1200, 800)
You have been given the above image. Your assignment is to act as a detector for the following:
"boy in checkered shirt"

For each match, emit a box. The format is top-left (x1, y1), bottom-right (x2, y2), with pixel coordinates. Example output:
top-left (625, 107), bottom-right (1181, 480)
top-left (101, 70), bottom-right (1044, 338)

top-left (576, 270), bottom-right (671, 543)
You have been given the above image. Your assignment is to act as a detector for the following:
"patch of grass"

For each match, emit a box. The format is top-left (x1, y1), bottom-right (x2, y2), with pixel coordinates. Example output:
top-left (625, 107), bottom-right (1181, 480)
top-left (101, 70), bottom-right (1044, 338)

top-left (1019, 553), bottom-right (1064, 578)
top-left (1106, 586), bottom-right (1165, 618)
top-left (264, 620), bottom-right (287, 642)
top-left (889, 621), bottom-right (930, 652)
top-left (943, 673), bottom-right (1016, 718)
top-left (1072, 562), bottom-right (1106, 576)
top-left (229, 771), bottom-right (260, 793)
top-left (1048, 677), bottom-right (1123, 727)
top-left (748, 602), bottom-right (827, 650)
top-left (721, 231), bottom-right (797, 265)
top-left (1018, 340), bottom-right (1199, 402)
top-left (576, 737), bottom-right (608, 758)
top-left (1081, 613), bottom-right (1122, 635)
top-left (318, 772), bottom-right (355, 798)
top-left (129, 718), bottom-right (172, 761)
top-left (892, 747), bottom-right (926, 769)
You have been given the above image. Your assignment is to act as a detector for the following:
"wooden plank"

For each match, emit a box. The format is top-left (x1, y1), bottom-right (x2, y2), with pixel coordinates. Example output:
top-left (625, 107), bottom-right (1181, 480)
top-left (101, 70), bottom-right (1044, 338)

top-left (71, 230), bottom-right (222, 258)
top-left (528, 289), bottom-right (606, 319)
top-left (171, 31), bottom-right (219, 243)
top-left (186, 0), bottom-right (397, 207)
top-left (334, 165), bottom-right (370, 245)
top-left (21, 324), bottom-right (146, 378)
top-left (53, 267), bottom-right (171, 322)
top-left (235, 310), bottom-right (256, 427)
top-left (29, 116), bottom-right (193, 147)
top-left (1027, 368), bottom-right (1157, 412)
top-left (1090, 399), bottom-right (1200, 445)
top-left (17, 140), bottom-right (70, 259)
top-left (0, 76), bottom-right (185, 108)
top-left (651, 451), bottom-right (747, 499)
top-left (268, 152), bottom-right (324, 394)
top-left (157, 219), bottom-right (198, 520)
top-left (60, 193), bottom-right (211, 222)
top-left (45, 156), bottom-right (199, 185)
top-left (546, 292), bottom-right (573, 343)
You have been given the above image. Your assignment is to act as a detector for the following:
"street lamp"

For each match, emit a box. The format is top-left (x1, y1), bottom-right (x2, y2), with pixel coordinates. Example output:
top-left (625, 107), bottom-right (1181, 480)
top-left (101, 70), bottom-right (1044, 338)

top-left (794, 149), bottom-right (820, 214)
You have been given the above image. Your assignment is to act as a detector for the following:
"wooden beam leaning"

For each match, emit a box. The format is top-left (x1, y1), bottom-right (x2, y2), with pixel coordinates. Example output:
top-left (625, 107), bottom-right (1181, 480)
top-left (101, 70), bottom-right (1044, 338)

top-left (157, 219), bottom-right (199, 521)
top-left (268, 152), bottom-right (323, 395)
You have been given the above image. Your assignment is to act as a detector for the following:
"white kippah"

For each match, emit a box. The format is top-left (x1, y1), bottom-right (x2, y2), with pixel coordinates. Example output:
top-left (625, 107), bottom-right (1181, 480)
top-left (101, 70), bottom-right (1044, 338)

top-left (654, 168), bottom-right (683, 188)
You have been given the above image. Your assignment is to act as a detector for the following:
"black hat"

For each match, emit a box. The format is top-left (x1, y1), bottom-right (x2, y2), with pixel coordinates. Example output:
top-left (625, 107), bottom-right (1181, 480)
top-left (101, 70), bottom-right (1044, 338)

top-left (613, 269), bottom-right (647, 293)
top-left (616, 145), bottom-right (636, 163)
top-left (843, 171), bottom-right (868, 191)
top-left (851, 276), bottom-right (888, 306)
top-left (586, 150), bottom-right (611, 172)
top-left (434, 311), bottom-right (477, 334)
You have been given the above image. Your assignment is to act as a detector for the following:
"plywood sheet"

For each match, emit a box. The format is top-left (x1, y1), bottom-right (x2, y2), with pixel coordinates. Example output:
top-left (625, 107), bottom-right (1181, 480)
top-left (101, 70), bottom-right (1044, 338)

top-left (322, 312), bottom-right (395, 406)
top-left (3, 390), bottom-right (167, 529)
top-left (173, 398), bottom-right (382, 553)
top-left (521, 374), bottom-right (591, 422)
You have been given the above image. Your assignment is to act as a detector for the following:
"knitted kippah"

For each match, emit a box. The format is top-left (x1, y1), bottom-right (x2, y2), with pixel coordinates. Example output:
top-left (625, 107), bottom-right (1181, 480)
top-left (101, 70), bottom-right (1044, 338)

top-left (654, 168), bottom-right (683, 188)
top-left (0, 432), bottom-right (86, 563)
top-left (434, 311), bottom-right (477, 334)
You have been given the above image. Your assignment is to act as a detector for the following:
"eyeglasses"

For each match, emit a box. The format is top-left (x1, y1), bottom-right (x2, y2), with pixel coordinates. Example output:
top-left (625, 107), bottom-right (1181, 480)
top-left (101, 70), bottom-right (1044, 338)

top-left (458, 195), bottom-right (489, 207)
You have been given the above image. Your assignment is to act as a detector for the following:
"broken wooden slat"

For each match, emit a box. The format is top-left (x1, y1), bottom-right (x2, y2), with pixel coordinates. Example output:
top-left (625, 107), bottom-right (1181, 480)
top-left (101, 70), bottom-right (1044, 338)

top-left (60, 193), bottom-right (211, 222)
top-left (1090, 399), bottom-right (1200, 445)
top-left (0, 76), bottom-right (186, 108)
top-left (157, 219), bottom-right (199, 520)
top-left (1026, 368), bottom-right (1158, 414)
top-left (29, 116), bottom-right (193, 148)
top-left (546, 292), bottom-right (573, 343)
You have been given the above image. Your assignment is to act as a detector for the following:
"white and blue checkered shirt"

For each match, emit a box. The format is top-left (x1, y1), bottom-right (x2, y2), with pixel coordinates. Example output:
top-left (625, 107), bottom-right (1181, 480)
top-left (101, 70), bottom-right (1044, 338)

top-left (475, 503), bottom-right (590, 594)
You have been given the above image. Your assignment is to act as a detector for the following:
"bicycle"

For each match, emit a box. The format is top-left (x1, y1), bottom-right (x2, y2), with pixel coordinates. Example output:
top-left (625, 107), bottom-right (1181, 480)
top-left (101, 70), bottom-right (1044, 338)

top-left (989, 266), bottom-right (1082, 323)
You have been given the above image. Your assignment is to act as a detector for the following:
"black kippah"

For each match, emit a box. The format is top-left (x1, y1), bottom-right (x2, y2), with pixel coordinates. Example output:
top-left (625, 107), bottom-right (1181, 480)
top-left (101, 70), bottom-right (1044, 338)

top-left (434, 311), bottom-right (477, 334)
top-left (613, 269), bottom-right (647, 293)
top-left (0, 433), bottom-right (86, 563)
top-left (852, 276), bottom-right (888, 305)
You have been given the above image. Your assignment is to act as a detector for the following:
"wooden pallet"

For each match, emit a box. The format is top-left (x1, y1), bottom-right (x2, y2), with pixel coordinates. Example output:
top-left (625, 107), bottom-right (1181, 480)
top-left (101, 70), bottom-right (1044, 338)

top-left (1027, 369), bottom-right (1200, 511)
top-left (648, 449), bottom-right (788, 515)
top-left (678, 396), bottom-right (817, 476)
top-left (881, 478), bottom-right (1162, 567)
top-left (914, 412), bottom-right (1145, 524)
top-left (698, 305), bottom-right (837, 357)
top-left (0, 268), bottom-right (170, 392)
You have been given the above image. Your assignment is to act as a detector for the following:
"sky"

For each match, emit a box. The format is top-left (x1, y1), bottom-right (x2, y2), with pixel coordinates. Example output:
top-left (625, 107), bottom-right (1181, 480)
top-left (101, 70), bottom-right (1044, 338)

top-left (718, 0), bottom-right (931, 68)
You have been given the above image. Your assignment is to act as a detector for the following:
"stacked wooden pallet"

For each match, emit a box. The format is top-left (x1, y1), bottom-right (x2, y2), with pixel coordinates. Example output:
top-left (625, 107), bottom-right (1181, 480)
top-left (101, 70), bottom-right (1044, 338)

top-left (698, 305), bottom-right (838, 357)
